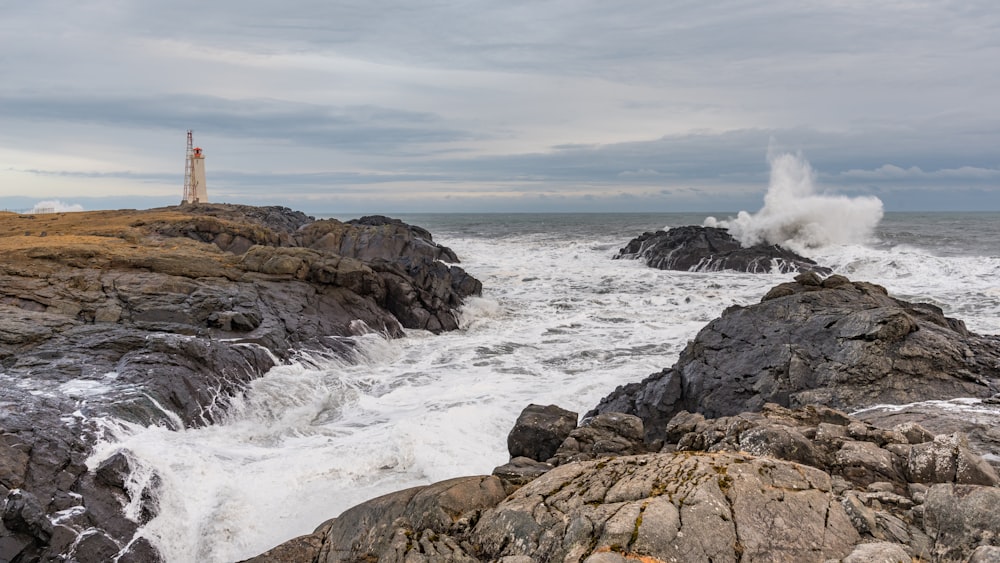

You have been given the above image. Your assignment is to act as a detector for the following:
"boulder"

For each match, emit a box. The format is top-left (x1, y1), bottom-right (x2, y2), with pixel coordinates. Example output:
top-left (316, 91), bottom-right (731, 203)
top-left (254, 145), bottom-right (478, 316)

top-left (652, 404), bottom-right (1000, 493)
top-left (739, 423), bottom-right (826, 467)
top-left (924, 484), bottom-right (1000, 562)
top-left (491, 457), bottom-right (554, 492)
top-left (834, 441), bottom-right (906, 489)
top-left (906, 433), bottom-right (1000, 486)
top-left (548, 412), bottom-right (647, 465)
top-left (591, 275), bottom-right (1000, 440)
top-left (506, 404), bottom-right (578, 462)
top-left (614, 225), bottom-right (830, 274)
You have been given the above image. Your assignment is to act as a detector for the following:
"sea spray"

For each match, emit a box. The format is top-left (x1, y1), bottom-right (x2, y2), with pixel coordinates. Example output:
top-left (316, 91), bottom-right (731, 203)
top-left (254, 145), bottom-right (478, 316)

top-left (705, 151), bottom-right (884, 252)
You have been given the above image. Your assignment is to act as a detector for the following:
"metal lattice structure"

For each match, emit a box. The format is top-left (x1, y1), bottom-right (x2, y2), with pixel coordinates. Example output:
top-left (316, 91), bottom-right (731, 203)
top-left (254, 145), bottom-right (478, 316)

top-left (182, 130), bottom-right (195, 204)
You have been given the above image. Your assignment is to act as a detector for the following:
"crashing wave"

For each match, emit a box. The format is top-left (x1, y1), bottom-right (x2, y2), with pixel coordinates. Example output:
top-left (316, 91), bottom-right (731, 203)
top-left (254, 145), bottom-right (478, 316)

top-left (705, 151), bottom-right (883, 253)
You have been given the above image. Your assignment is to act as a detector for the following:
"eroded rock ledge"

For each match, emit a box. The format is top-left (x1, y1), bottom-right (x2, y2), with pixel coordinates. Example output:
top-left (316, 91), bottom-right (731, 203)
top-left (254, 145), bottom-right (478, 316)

top-left (251, 402), bottom-right (1000, 563)
top-left (0, 204), bottom-right (481, 562)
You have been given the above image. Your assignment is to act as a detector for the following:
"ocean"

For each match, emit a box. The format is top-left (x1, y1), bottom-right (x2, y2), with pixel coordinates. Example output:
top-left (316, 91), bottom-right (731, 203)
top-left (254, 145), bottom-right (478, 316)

top-left (87, 210), bottom-right (1000, 562)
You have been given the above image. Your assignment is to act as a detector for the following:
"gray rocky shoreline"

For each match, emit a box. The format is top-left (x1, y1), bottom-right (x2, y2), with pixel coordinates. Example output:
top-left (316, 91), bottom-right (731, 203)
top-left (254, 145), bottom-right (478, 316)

top-left (0, 205), bottom-right (481, 562)
top-left (247, 273), bottom-right (1000, 563)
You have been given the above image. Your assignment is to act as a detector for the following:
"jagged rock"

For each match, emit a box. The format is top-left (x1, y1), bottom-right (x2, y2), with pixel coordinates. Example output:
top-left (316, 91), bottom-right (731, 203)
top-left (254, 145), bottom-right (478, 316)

top-left (649, 404), bottom-right (1000, 559)
top-left (906, 433), bottom-right (1000, 486)
top-left (0, 205), bottom-right (481, 562)
top-left (924, 484), bottom-right (1000, 562)
top-left (1, 490), bottom-right (51, 548)
top-left (841, 491), bottom-right (880, 538)
top-left (506, 404), bottom-right (578, 462)
top-left (894, 422), bottom-right (936, 445)
top-left (548, 412), bottom-right (647, 465)
top-left (491, 457), bottom-right (554, 492)
top-left (591, 275), bottom-right (1000, 439)
top-left (342, 215), bottom-right (460, 263)
top-left (0, 434), bottom-right (29, 491)
top-left (854, 401), bottom-right (1000, 471)
top-left (614, 225), bottom-right (830, 274)
top-left (661, 405), bottom-right (999, 491)
top-left (140, 204), bottom-right (311, 251)
top-left (248, 401), bottom-right (1000, 562)
top-left (315, 476), bottom-right (505, 563)
top-left (473, 452), bottom-right (860, 562)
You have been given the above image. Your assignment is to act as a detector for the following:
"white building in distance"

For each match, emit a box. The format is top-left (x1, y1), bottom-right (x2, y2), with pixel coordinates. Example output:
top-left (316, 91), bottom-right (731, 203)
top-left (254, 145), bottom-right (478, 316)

top-left (182, 130), bottom-right (208, 204)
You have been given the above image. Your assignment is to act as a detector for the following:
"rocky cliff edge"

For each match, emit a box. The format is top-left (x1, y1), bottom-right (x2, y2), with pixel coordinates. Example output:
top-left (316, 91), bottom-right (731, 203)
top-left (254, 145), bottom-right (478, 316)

top-left (0, 204), bottom-right (481, 562)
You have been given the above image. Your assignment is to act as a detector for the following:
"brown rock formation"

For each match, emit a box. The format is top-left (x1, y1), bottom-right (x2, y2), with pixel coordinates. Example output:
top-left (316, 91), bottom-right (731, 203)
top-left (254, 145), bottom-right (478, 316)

top-left (0, 204), bottom-right (481, 562)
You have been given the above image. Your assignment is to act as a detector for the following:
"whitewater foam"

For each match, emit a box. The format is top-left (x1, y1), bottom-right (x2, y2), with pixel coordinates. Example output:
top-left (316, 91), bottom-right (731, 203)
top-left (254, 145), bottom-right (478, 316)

top-left (705, 151), bottom-right (884, 253)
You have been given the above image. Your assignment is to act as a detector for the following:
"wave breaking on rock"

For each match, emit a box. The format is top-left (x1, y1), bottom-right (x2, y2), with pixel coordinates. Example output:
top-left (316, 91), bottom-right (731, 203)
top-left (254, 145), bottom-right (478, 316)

top-left (705, 151), bottom-right (884, 253)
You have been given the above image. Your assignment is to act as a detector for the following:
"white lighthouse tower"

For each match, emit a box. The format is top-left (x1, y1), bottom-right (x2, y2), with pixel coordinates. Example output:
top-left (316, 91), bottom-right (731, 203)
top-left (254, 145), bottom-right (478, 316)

top-left (182, 130), bottom-right (209, 204)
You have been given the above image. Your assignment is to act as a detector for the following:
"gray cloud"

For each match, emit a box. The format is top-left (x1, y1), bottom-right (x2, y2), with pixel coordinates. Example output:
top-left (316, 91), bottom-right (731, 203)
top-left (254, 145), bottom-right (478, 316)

top-left (840, 165), bottom-right (1000, 181)
top-left (2, 1), bottom-right (999, 211)
top-left (0, 94), bottom-right (473, 154)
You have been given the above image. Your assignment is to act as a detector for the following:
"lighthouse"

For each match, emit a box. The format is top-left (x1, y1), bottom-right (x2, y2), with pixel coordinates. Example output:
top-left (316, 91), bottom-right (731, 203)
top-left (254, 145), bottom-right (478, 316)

top-left (182, 130), bottom-right (209, 204)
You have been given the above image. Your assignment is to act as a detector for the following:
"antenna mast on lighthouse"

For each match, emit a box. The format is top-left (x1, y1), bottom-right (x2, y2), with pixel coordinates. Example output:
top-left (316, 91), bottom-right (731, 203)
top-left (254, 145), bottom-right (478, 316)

top-left (182, 130), bottom-right (195, 204)
top-left (181, 130), bottom-right (208, 204)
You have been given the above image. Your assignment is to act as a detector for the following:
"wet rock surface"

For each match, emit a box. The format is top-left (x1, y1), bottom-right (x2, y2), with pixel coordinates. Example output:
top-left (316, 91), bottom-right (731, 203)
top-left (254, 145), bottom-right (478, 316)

top-left (615, 225), bottom-right (830, 274)
top-left (505, 404), bottom-right (578, 463)
top-left (590, 273), bottom-right (1000, 439)
top-left (0, 204), bottom-right (480, 562)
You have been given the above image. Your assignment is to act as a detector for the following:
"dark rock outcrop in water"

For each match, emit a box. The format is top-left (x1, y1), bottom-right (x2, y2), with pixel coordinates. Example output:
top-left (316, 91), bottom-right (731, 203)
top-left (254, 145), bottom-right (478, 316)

top-left (615, 224), bottom-right (830, 274)
top-left (591, 272), bottom-right (1000, 439)
top-left (0, 204), bottom-right (480, 562)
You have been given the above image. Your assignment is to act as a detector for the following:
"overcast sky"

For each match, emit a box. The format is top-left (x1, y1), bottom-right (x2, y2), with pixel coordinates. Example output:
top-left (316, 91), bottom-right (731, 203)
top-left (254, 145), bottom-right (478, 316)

top-left (2, 1), bottom-right (999, 213)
